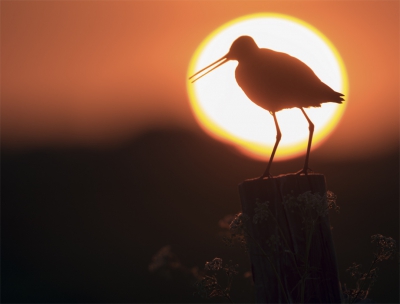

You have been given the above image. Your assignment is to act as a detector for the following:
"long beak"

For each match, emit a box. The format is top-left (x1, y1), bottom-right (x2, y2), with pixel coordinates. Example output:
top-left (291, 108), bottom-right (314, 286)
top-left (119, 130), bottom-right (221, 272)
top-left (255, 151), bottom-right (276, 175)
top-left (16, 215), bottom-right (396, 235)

top-left (189, 54), bottom-right (229, 83)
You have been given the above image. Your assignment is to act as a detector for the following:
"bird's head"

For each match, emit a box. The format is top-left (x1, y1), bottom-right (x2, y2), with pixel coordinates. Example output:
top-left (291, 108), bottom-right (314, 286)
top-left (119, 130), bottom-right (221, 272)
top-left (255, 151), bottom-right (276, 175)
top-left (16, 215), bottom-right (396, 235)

top-left (189, 35), bottom-right (259, 83)
top-left (226, 36), bottom-right (259, 61)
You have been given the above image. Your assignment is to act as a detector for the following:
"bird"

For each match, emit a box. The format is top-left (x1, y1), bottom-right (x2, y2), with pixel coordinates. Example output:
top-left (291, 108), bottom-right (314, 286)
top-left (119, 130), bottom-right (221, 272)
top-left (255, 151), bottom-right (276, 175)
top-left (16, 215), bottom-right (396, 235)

top-left (189, 35), bottom-right (344, 179)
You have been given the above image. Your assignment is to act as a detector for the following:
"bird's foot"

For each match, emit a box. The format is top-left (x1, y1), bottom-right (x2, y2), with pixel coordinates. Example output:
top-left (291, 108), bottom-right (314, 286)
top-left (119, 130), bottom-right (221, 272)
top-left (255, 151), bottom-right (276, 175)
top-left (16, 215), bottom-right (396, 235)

top-left (295, 167), bottom-right (313, 175)
top-left (259, 172), bottom-right (273, 180)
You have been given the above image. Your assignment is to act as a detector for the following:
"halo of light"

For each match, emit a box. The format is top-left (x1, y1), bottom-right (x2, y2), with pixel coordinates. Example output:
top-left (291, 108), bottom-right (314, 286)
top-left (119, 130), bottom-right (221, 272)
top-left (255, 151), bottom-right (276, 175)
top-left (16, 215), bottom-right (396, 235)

top-left (187, 13), bottom-right (348, 160)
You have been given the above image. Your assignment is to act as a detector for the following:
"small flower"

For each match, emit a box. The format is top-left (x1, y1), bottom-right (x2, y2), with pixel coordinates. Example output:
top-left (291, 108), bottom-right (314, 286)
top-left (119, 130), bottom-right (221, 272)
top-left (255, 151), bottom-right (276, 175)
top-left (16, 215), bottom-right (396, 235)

top-left (229, 212), bottom-right (248, 235)
top-left (371, 234), bottom-right (396, 262)
top-left (367, 267), bottom-right (379, 285)
top-left (346, 262), bottom-right (362, 279)
top-left (253, 199), bottom-right (270, 224)
top-left (195, 275), bottom-right (221, 299)
top-left (209, 288), bottom-right (225, 298)
top-left (299, 191), bottom-right (327, 217)
top-left (195, 259), bottom-right (237, 302)
top-left (205, 257), bottom-right (223, 271)
top-left (284, 191), bottom-right (338, 226)
top-left (218, 214), bottom-right (236, 230)
top-left (327, 191), bottom-right (340, 212)
top-left (223, 261), bottom-right (239, 276)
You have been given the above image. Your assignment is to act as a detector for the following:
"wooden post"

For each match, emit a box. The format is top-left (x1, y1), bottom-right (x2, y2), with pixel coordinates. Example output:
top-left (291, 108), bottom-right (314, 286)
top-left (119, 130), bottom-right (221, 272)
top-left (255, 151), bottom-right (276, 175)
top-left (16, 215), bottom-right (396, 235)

top-left (238, 173), bottom-right (341, 303)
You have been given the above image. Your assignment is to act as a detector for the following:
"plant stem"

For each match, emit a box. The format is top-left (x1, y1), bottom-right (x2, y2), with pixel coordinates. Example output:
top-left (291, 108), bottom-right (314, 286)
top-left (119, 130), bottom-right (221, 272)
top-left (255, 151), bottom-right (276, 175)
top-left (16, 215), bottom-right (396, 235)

top-left (214, 281), bottom-right (234, 303)
top-left (300, 221), bottom-right (315, 303)
top-left (351, 257), bottom-right (378, 303)
top-left (245, 227), bottom-right (290, 303)
top-left (225, 273), bottom-right (234, 303)
top-left (268, 210), bottom-right (303, 278)
top-left (225, 293), bottom-right (233, 303)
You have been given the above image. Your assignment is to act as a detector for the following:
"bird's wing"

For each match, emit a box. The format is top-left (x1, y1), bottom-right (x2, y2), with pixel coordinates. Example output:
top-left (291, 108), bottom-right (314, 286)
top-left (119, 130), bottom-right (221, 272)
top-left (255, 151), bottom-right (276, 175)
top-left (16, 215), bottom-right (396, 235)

top-left (235, 48), bottom-right (343, 112)
top-left (257, 49), bottom-right (343, 106)
top-left (258, 49), bottom-right (323, 91)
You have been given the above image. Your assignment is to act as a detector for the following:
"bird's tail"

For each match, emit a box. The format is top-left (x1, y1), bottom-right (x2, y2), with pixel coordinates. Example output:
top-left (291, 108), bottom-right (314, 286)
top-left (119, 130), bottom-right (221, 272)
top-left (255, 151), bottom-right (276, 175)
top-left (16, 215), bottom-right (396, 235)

top-left (332, 91), bottom-right (345, 103)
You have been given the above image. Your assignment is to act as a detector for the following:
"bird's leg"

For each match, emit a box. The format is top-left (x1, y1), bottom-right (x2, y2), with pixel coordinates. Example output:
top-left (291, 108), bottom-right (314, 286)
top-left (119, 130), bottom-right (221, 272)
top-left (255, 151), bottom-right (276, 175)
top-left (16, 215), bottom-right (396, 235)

top-left (296, 108), bottom-right (314, 175)
top-left (261, 112), bottom-right (281, 179)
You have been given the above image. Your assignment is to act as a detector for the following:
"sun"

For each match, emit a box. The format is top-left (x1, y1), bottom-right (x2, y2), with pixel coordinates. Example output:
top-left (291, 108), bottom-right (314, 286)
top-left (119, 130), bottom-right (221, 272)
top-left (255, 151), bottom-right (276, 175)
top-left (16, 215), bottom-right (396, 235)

top-left (187, 13), bottom-right (348, 161)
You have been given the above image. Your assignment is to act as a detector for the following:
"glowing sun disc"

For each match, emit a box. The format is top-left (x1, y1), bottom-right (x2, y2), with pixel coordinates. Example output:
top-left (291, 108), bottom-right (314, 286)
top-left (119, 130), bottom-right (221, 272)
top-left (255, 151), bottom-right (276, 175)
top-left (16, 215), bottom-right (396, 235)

top-left (187, 13), bottom-right (348, 161)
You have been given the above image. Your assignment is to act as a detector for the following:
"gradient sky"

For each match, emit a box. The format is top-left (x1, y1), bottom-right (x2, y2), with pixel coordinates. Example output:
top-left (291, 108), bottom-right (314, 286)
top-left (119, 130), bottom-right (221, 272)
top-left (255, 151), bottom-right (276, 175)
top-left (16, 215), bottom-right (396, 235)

top-left (1, 2), bottom-right (399, 303)
top-left (2, 1), bottom-right (399, 160)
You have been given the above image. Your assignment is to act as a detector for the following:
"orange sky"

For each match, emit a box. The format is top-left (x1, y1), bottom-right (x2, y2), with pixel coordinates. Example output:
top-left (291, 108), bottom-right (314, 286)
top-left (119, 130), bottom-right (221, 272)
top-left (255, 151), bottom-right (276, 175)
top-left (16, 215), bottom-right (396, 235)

top-left (1, 1), bottom-right (398, 160)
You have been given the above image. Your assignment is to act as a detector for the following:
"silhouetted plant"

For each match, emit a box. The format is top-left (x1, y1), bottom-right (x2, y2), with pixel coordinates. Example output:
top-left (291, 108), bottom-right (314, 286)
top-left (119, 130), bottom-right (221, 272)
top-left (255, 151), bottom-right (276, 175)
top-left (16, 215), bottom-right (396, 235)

top-left (205, 191), bottom-right (338, 303)
top-left (194, 257), bottom-right (238, 303)
top-left (342, 234), bottom-right (397, 303)
top-left (201, 191), bottom-right (396, 303)
top-left (220, 212), bottom-right (248, 251)
top-left (149, 192), bottom-right (397, 304)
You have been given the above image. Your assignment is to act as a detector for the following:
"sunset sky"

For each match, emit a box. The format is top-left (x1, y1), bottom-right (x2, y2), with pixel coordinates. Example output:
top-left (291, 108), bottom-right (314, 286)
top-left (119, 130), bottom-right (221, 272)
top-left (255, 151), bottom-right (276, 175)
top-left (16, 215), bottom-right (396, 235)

top-left (2, 1), bottom-right (399, 303)
top-left (2, 1), bottom-right (399, 160)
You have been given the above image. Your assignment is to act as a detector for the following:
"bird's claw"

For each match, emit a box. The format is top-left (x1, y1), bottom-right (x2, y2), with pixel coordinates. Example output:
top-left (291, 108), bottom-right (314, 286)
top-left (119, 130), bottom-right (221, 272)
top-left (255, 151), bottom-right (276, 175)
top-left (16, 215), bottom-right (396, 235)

top-left (295, 167), bottom-right (313, 175)
top-left (259, 173), bottom-right (273, 180)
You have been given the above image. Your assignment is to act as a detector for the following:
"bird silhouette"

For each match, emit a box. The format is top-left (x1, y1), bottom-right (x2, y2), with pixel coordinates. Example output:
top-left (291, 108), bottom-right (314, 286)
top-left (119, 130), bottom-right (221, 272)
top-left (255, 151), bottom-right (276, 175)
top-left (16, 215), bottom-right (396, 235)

top-left (189, 35), bottom-right (344, 178)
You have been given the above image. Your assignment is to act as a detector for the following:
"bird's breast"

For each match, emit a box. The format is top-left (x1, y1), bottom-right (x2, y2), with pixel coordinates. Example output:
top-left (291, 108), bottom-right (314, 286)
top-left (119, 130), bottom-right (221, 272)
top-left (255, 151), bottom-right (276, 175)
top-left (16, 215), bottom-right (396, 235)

top-left (235, 62), bottom-right (281, 112)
